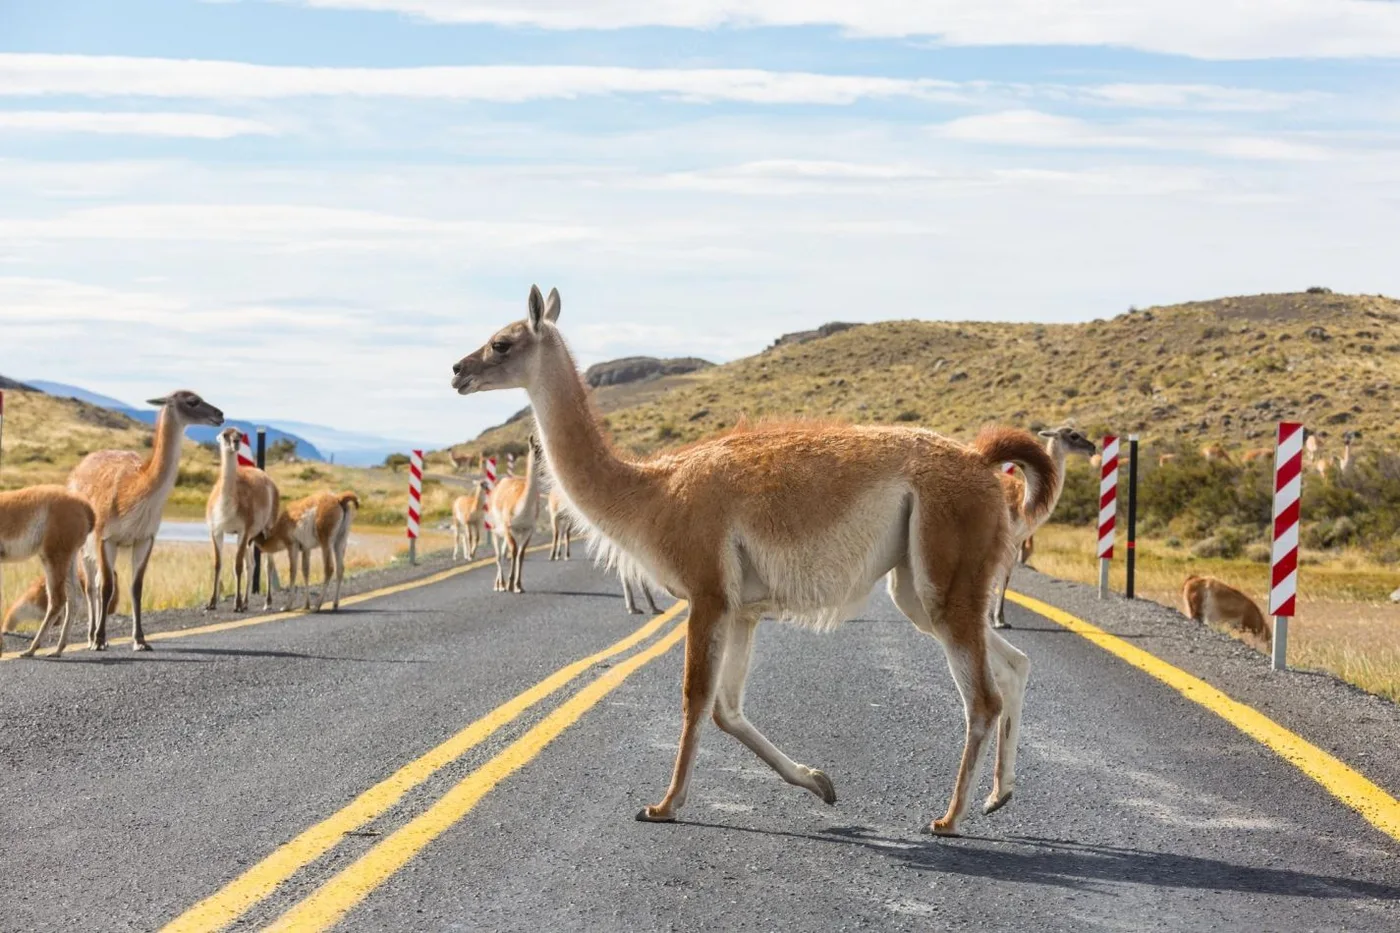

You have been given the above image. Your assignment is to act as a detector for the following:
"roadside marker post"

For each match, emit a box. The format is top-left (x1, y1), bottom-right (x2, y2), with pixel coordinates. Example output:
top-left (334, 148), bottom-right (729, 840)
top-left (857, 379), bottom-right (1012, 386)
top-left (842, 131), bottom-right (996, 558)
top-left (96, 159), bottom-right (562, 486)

top-left (1098, 435), bottom-right (1119, 599)
top-left (1126, 435), bottom-right (1139, 599)
top-left (1, 390), bottom-right (5, 606)
top-left (252, 428), bottom-right (267, 595)
top-left (407, 450), bottom-right (423, 566)
top-left (1001, 462), bottom-right (1015, 474)
top-left (1269, 422), bottom-right (1304, 671)
top-left (482, 455), bottom-right (497, 533)
top-left (237, 432), bottom-right (255, 469)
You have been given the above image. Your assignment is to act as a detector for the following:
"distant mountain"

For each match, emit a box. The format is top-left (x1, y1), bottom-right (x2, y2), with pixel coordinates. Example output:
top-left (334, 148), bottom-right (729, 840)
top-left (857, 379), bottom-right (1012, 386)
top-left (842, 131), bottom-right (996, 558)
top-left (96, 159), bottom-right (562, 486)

top-left (258, 419), bottom-right (418, 467)
top-left (26, 380), bottom-right (325, 461)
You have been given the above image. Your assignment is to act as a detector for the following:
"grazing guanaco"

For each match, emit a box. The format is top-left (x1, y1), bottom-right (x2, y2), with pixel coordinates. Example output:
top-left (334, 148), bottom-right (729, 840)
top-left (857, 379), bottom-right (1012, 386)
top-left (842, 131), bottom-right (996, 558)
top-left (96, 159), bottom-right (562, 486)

top-left (547, 487), bottom-right (573, 561)
top-left (449, 449), bottom-right (475, 473)
top-left (992, 426), bottom-right (1097, 628)
top-left (1157, 453), bottom-right (1177, 467)
top-left (1017, 534), bottom-right (1034, 566)
top-left (1181, 575), bottom-right (1270, 648)
top-left (69, 390), bottom-right (224, 650)
top-left (1240, 447), bottom-right (1272, 463)
top-left (256, 491), bottom-right (359, 612)
top-left (451, 481), bottom-right (489, 561)
top-left (206, 427), bottom-right (280, 612)
top-left (0, 486), bottom-right (94, 658)
top-left (451, 285), bottom-right (1057, 836)
top-left (487, 435), bottom-right (543, 593)
top-left (1201, 443), bottom-right (1231, 463)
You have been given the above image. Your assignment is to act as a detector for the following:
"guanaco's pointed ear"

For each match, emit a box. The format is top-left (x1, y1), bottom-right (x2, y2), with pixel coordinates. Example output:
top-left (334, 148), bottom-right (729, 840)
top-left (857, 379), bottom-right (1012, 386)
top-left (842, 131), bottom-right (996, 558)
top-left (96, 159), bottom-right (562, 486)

top-left (544, 287), bottom-right (561, 323)
top-left (147, 397), bottom-right (168, 406)
top-left (1037, 429), bottom-right (1055, 438)
top-left (527, 284), bottom-right (546, 333)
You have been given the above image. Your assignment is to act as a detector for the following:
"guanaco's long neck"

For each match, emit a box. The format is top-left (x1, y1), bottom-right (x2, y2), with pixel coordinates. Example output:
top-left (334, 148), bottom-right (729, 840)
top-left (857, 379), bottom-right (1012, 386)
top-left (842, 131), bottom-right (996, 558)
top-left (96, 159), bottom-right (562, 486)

top-left (136, 407), bottom-right (186, 501)
top-left (216, 441), bottom-right (240, 508)
top-left (1031, 437), bottom-right (1072, 530)
top-left (525, 332), bottom-right (651, 535)
top-left (518, 443), bottom-right (542, 513)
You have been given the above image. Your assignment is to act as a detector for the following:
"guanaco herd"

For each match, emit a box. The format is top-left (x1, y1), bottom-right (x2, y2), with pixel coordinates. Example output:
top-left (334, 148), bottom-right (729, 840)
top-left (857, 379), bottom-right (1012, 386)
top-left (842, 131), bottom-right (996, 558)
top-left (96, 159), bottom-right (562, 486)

top-left (0, 403), bottom-right (362, 656)
top-left (0, 282), bottom-right (1315, 836)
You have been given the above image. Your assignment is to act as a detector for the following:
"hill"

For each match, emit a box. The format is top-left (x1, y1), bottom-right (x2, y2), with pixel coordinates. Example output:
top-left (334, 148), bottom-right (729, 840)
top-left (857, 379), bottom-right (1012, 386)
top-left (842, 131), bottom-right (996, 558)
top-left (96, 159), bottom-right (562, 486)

top-left (457, 291), bottom-right (1400, 458)
top-left (26, 380), bottom-right (325, 461)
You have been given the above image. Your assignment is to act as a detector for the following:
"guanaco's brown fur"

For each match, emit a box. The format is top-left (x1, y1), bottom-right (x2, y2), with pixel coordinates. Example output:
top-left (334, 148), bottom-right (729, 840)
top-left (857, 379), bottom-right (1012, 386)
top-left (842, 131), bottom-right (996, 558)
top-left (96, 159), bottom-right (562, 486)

top-left (547, 487), bottom-right (573, 561)
top-left (206, 427), bottom-right (280, 613)
top-left (488, 437), bottom-right (542, 593)
top-left (450, 285), bottom-right (1058, 836)
top-left (1181, 575), bottom-right (1271, 648)
top-left (67, 390), bottom-right (224, 650)
top-left (451, 482), bottom-right (488, 561)
top-left (256, 491), bottom-right (359, 612)
top-left (0, 486), bottom-right (96, 658)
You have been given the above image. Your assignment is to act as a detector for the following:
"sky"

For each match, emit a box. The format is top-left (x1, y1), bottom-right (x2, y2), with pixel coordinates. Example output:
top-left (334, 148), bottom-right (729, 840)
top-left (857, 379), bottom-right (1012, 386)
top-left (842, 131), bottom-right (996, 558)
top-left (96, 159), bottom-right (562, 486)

top-left (2, 1), bottom-right (1399, 448)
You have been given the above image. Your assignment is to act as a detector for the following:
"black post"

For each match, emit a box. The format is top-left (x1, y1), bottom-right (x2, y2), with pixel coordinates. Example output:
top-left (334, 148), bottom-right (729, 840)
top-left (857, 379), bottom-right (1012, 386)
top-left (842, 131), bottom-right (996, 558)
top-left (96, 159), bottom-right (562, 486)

top-left (252, 428), bottom-right (267, 594)
top-left (1126, 434), bottom-right (1139, 599)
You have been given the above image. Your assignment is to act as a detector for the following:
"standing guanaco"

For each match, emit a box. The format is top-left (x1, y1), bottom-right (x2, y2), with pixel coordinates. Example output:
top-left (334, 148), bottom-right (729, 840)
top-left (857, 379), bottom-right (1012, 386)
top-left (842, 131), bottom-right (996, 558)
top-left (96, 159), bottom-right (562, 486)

top-left (451, 285), bottom-right (1055, 836)
top-left (0, 486), bottom-right (94, 658)
top-left (206, 427), bottom-right (280, 612)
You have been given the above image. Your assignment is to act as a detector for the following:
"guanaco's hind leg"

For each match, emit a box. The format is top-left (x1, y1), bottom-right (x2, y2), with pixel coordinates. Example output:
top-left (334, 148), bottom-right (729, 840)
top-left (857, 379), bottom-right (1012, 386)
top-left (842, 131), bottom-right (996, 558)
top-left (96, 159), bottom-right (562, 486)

top-left (638, 596), bottom-right (727, 823)
top-left (711, 610), bottom-right (836, 805)
top-left (886, 561), bottom-right (1004, 836)
top-left (19, 559), bottom-right (67, 658)
top-left (983, 629), bottom-right (1029, 814)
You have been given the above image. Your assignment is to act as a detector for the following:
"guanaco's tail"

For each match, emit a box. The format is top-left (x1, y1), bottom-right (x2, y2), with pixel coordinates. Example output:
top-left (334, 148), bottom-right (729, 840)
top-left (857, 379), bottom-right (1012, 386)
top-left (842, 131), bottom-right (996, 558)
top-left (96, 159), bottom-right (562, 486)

top-left (973, 426), bottom-right (1059, 530)
top-left (337, 491), bottom-right (361, 511)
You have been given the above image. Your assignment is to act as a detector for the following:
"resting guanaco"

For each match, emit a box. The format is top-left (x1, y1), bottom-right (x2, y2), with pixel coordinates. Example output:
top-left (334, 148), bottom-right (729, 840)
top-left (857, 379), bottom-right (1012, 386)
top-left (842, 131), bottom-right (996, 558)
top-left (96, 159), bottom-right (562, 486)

top-left (1181, 575), bottom-right (1270, 648)
top-left (451, 285), bottom-right (1056, 836)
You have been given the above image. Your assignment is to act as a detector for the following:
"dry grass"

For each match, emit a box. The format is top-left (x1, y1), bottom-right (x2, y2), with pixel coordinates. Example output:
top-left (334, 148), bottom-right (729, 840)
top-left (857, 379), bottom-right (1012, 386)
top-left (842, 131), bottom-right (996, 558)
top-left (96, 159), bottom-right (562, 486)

top-left (1030, 525), bottom-right (1400, 701)
top-left (0, 527), bottom-right (455, 622)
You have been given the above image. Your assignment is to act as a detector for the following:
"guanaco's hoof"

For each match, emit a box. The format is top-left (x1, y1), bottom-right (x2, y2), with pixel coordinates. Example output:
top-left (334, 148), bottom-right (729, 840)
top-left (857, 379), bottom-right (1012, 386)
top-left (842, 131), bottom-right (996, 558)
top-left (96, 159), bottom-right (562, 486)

top-left (133, 641), bottom-right (153, 652)
top-left (808, 769), bottom-right (837, 806)
top-left (983, 790), bottom-right (1013, 815)
top-left (634, 807), bottom-right (676, 823)
top-left (924, 820), bottom-right (961, 837)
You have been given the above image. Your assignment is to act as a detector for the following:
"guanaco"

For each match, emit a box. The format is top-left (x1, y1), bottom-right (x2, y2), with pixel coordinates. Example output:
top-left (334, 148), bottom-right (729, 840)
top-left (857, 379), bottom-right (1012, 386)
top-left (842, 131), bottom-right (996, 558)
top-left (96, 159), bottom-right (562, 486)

top-left (991, 426), bottom-right (1097, 628)
top-left (451, 481), bottom-right (489, 561)
top-left (0, 486), bottom-right (94, 658)
top-left (206, 427), bottom-right (280, 612)
top-left (68, 390), bottom-right (224, 650)
top-left (548, 487), bottom-right (573, 561)
top-left (1181, 575), bottom-right (1270, 648)
top-left (1240, 448), bottom-right (1272, 463)
top-left (3, 571), bottom-right (116, 637)
top-left (256, 491), bottom-right (360, 612)
top-left (487, 435), bottom-right (543, 593)
top-left (450, 285), bottom-right (1056, 836)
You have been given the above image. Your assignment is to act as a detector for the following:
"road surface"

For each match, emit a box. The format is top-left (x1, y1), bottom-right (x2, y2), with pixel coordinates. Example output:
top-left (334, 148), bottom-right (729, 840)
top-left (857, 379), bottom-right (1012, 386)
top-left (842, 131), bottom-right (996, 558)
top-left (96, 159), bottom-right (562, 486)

top-left (1, 555), bottom-right (1395, 932)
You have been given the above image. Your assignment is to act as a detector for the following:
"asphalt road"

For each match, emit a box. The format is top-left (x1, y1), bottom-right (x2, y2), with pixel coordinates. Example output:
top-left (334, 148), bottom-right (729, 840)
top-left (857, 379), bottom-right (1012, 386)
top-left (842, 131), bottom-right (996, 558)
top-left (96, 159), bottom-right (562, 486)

top-left (1, 555), bottom-right (1396, 932)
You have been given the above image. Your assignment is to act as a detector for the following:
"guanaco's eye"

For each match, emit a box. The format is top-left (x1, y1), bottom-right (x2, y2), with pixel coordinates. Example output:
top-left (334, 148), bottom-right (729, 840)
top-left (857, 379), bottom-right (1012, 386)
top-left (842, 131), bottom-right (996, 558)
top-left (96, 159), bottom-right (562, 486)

top-left (492, 341), bottom-right (511, 355)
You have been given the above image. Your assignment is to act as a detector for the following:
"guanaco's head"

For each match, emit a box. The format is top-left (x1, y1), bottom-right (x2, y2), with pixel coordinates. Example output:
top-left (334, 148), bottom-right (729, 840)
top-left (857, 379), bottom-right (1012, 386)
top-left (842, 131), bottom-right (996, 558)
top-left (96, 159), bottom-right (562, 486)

top-left (1038, 425), bottom-right (1098, 457)
top-left (215, 427), bottom-right (242, 456)
top-left (451, 284), bottom-right (561, 395)
top-left (148, 390), bottom-right (224, 428)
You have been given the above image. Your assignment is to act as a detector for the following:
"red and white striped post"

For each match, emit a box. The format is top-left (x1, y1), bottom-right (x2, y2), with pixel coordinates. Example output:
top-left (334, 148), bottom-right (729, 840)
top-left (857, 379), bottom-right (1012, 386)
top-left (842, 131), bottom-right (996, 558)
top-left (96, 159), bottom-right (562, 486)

top-left (1001, 462), bottom-right (1015, 475)
top-left (406, 449), bottom-right (423, 565)
top-left (0, 389), bottom-right (6, 481)
top-left (237, 432), bottom-right (255, 469)
top-left (482, 455), bottom-right (498, 532)
top-left (1098, 435), bottom-right (1120, 598)
top-left (1269, 422), bottom-right (1304, 671)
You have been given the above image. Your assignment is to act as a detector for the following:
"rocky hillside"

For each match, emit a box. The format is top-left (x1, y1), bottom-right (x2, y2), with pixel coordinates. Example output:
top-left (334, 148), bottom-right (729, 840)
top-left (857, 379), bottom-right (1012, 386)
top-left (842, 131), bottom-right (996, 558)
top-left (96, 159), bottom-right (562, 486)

top-left (457, 291), bottom-right (1400, 458)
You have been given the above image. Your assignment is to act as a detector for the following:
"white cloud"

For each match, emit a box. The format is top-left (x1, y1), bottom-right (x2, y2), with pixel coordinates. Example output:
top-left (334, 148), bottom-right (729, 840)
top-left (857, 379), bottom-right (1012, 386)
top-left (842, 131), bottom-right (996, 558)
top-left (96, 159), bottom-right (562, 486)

top-left (282, 0), bottom-right (1400, 60)
top-left (0, 54), bottom-right (962, 105)
top-left (938, 110), bottom-right (1332, 161)
top-left (1071, 84), bottom-right (1326, 113)
top-left (0, 111), bottom-right (277, 138)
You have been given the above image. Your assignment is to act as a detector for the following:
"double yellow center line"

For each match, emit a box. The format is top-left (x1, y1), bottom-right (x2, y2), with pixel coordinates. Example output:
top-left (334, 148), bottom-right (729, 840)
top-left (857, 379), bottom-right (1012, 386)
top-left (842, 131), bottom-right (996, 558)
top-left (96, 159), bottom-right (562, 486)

top-left (164, 600), bottom-right (689, 932)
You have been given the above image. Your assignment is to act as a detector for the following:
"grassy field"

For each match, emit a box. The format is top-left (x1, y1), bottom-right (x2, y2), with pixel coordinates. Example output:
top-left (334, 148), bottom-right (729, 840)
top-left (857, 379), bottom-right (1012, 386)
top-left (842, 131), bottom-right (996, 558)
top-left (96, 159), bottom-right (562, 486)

top-left (0, 526), bottom-right (459, 629)
top-left (1030, 525), bottom-right (1400, 701)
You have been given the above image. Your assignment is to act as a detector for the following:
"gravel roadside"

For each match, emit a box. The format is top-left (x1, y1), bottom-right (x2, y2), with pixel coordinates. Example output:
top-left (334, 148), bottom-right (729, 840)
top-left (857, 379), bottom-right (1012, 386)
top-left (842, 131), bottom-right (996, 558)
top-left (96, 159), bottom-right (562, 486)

top-left (1010, 564), bottom-right (1400, 798)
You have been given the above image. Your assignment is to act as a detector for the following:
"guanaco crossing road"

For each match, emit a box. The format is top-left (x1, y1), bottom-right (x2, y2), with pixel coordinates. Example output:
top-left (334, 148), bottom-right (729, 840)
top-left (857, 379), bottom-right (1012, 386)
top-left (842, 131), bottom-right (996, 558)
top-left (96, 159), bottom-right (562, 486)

top-left (1, 556), bottom-right (1396, 932)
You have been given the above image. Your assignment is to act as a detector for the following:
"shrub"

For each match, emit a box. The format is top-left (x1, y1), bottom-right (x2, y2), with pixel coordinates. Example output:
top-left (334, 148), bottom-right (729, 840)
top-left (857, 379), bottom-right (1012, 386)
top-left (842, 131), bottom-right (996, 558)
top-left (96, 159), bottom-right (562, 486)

top-left (1245, 542), bottom-right (1272, 563)
top-left (1191, 526), bottom-right (1249, 560)
top-left (894, 410), bottom-right (921, 422)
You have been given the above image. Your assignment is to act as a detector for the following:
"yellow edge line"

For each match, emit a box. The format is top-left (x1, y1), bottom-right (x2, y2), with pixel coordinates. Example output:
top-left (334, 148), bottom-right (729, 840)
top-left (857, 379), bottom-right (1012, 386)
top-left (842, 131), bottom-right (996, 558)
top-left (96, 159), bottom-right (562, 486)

top-left (3, 546), bottom-right (549, 662)
top-left (161, 600), bottom-right (687, 933)
top-left (266, 620), bottom-right (691, 932)
top-left (1005, 589), bottom-right (1400, 843)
